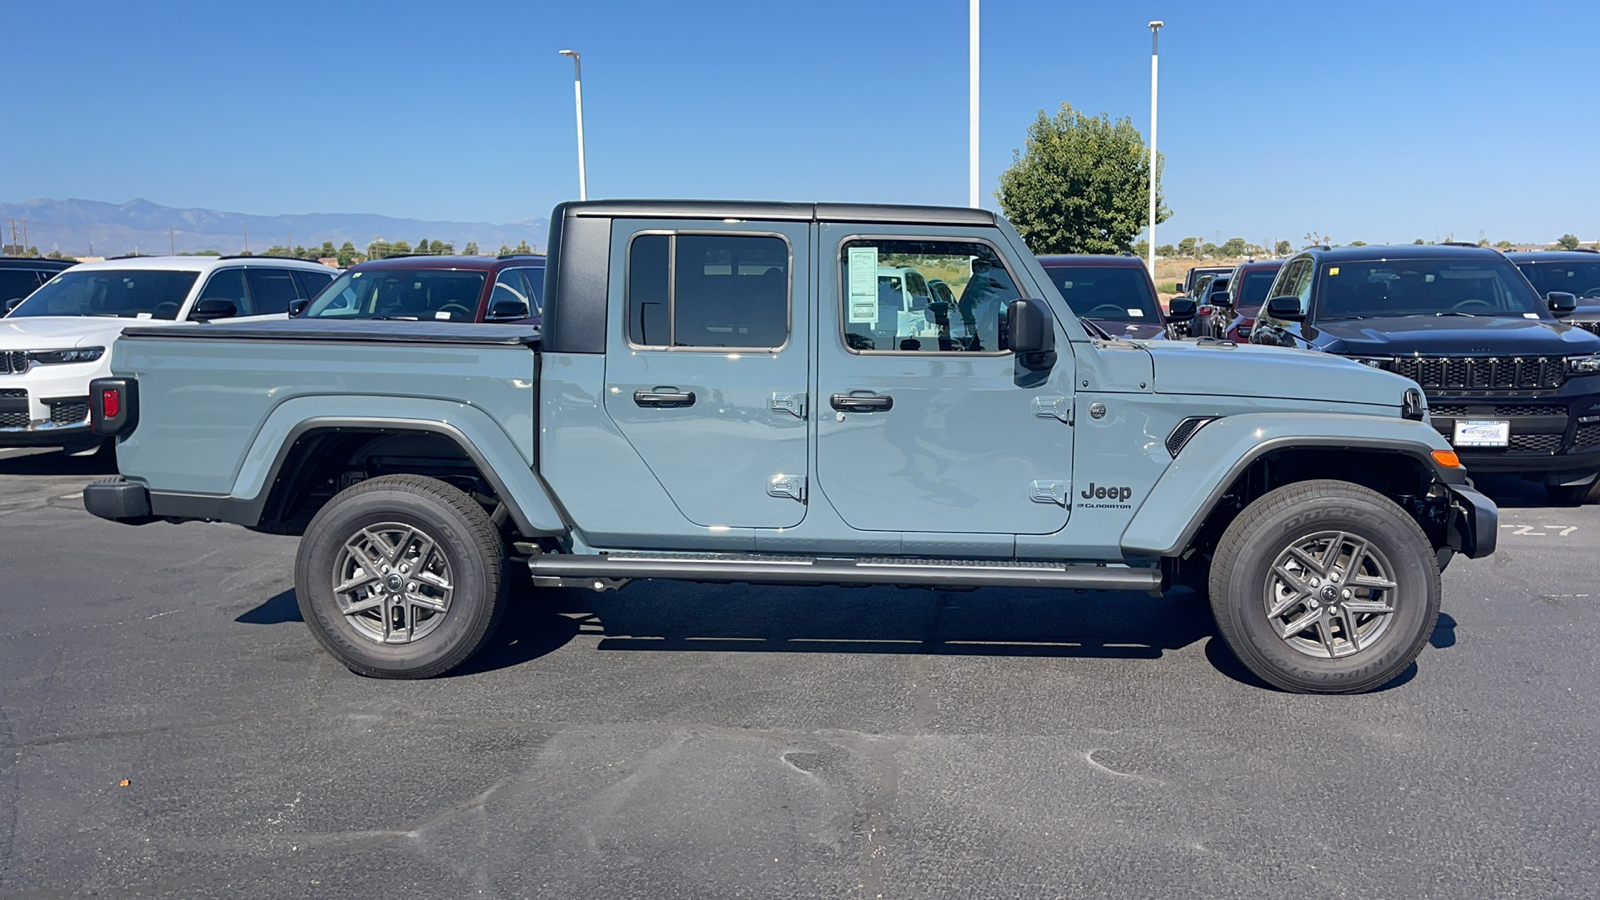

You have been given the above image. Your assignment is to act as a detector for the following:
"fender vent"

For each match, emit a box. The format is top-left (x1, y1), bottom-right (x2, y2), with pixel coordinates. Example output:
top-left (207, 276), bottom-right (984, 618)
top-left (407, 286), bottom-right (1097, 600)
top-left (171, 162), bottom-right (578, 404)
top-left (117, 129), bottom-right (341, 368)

top-left (1166, 417), bottom-right (1214, 457)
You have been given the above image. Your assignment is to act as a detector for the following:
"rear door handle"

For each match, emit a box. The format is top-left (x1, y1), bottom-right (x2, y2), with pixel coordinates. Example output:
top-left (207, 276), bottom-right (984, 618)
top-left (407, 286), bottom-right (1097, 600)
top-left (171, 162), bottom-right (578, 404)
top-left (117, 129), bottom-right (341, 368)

top-left (830, 393), bottom-right (893, 412)
top-left (634, 389), bottom-right (696, 408)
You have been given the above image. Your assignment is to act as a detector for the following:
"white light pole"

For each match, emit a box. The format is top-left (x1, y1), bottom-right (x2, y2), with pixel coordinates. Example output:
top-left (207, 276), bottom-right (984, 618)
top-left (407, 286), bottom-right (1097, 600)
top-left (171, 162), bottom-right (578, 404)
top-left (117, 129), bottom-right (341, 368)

top-left (559, 49), bottom-right (588, 201)
top-left (969, 0), bottom-right (980, 208)
top-left (1147, 21), bottom-right (1163, 276)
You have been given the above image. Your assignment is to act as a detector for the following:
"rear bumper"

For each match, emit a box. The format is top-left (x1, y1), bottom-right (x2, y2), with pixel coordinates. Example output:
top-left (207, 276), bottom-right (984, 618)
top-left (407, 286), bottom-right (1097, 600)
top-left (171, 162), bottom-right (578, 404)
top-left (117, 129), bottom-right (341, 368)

top-left (1445, 481), bottom-right (1497, 559)
top-left (0, 421), bottom-right (98, 449)
top-left (83, 478), bottom-right (155, 524)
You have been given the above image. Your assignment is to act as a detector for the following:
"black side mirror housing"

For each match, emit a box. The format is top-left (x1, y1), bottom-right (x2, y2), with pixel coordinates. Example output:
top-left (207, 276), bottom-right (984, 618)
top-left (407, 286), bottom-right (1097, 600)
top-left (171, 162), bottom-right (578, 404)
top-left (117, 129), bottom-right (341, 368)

top-left (1166, 297), bottom-right (1197, 321)
top-left (1547, 291), bottom-right (1578, 318)
top-left (1265, 295), bottom-right (1306, 321)
top-left (486, 298), bottom-right (530, 322)
top-left (287, 298), bottom-right (310, 317)
top-left (189, 298), bottom-right (239, 323)
top-left (1005, 298), bottom-right (1057, 370)
top-left (4, 297), bottom-right (23, 314)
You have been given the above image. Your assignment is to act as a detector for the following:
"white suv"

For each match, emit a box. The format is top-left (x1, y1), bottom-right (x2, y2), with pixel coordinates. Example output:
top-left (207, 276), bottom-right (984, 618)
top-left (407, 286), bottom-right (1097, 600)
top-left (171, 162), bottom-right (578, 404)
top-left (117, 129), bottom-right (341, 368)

top-left (0, 255), bottom-right (337, 453)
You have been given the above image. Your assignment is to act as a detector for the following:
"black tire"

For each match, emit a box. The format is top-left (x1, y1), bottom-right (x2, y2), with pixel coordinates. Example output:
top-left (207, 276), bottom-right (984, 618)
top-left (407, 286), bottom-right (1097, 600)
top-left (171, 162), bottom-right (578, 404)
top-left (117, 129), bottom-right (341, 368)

top-left (1208, 479), bottom-right (1441, 694)
top-left (295, 474), bottom-right (506, 678)
top-left (1545, 475), bottom-right (1600, 506)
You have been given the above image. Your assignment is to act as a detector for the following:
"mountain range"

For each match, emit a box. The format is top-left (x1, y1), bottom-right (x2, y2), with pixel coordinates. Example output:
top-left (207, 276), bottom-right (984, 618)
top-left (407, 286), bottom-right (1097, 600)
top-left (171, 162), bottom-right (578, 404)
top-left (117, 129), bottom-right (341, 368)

top-left (0, 197), bottom-right (548, 257)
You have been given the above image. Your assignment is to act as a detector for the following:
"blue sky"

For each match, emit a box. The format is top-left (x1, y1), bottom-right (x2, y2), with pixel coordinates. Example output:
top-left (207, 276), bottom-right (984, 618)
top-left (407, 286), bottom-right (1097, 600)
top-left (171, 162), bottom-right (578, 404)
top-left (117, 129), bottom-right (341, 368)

top-left (5, 0), bottom-right (1598, 245)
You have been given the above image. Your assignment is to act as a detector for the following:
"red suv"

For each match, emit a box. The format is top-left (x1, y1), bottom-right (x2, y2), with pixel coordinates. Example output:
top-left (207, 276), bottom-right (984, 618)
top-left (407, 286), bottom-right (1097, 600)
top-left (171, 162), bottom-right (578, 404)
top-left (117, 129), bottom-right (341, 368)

top-left (1036, 254), bottom-right (1176, 339)
top-left (1219, 259), bottom-right (1284, 342)
top-left (296, 254), bottom-right (544, 325)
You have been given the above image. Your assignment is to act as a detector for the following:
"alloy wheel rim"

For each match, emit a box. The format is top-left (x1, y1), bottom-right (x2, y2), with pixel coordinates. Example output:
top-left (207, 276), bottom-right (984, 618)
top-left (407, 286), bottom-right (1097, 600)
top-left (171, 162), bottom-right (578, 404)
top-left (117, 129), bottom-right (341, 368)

top-left (1263, 530), bottom-right (1398, 659)
top-left (332, 522), bottom-right (454, 644)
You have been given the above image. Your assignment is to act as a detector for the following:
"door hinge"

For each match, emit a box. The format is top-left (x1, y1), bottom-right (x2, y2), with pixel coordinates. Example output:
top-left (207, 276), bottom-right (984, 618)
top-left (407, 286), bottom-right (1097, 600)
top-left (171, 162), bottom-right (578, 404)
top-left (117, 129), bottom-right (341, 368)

top-left (1029, 480), bottom-right (1070, 506)
top-left (770, 391), bottom-right (807, 419)
top-left (1033, 396), bottom-right (1073, 425)
top-left (768, 474), bottom-right (807, 502)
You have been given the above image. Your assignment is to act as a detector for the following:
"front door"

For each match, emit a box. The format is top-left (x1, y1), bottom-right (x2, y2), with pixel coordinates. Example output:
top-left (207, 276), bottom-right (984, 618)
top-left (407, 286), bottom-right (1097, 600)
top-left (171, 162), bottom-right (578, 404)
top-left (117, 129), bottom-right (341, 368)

top-left (602, 219), bottom-right (811, 529)
top-left (814, 228), bottom-right (1075, 535)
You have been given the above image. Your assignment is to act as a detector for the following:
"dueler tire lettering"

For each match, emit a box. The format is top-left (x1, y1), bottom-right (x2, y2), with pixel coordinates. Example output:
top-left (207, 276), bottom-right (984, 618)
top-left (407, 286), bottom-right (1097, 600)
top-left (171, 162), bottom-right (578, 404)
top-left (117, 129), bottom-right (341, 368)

top-left (1207, 479), bottom-right (1441, 694)
top-left (295, 474), bottom-right (506, 679)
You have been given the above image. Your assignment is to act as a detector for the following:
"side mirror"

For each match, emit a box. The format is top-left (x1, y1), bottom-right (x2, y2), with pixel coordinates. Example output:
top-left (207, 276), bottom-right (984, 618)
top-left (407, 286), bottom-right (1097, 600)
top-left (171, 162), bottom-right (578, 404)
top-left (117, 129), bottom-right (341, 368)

top-left (4, 298), bottom-right (22, 314)
top-left (1265, 295), bottom-right (1306, 321)
top-left (287, 298), bottom-right (310, 317)
top-left (1006, 298), bottom-right (1057, 370)
top-left (486, 298), bottom-right (530, 322)
top-left (1547, 291), bottom-right (1578, 318)
top-left (1166, 297), bottom-right (1197, 321)
top-left (189, 297), bottom-right (238, 323)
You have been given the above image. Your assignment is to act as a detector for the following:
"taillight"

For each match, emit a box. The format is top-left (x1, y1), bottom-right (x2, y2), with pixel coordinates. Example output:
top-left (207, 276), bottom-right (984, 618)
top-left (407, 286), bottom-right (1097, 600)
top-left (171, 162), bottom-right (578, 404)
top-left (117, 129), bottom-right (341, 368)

top-left (90, 377), bottom-right (137, 436)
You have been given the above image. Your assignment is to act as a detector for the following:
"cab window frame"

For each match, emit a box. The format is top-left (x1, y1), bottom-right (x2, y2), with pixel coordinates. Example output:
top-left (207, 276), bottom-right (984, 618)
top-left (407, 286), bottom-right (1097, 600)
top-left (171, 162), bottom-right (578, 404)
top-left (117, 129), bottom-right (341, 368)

top-left (835, 233), bottom-right (1019, 357)
top-left (624, 229), bottom-right (794, 353)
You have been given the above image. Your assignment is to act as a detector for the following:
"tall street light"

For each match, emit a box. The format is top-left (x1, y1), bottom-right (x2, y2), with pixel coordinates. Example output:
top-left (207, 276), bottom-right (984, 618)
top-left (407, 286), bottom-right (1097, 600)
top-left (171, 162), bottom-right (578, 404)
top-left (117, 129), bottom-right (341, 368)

top-left (969, 0), bottom-right (980, 208)
top-left (1147, 21), bottom-right (1163, 276)
top-left (559, 49), bottom-right (588, 201)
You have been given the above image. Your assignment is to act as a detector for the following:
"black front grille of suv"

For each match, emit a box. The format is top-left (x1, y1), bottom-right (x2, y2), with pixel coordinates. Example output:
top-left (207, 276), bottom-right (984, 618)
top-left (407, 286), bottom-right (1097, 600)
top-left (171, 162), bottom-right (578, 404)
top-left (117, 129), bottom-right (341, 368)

top-left (0, 351), bottom-right (29, 374)
top-left (1575, 321), bottom-right (1600, 337)
top-left (1394, 356), bottom-right (1563, 390)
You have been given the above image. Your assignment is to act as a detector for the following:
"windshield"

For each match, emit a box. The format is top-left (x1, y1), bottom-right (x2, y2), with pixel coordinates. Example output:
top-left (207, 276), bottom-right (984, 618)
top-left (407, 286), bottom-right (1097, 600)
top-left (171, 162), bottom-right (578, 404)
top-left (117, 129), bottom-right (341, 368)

top-left (1314, 258), bottom-right (1549, 321)
top-left (304, 268), bottom-right (488, 321)
top-left (1045, 265), bottom-right (1162, 322)
top-left (1516, 260), bottom-right (1600, 305)
top-left (1234, 270), bottom-right (1278, 312)
top-left (7, 269), bottom-right (198, 319)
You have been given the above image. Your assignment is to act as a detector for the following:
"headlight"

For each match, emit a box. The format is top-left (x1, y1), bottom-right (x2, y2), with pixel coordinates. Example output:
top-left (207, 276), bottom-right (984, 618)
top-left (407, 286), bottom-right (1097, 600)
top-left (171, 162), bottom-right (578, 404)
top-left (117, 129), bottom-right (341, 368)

top-left (1348, 356), bottom-right (1393, 370)
top-left (28, 347), bottom-right (105, 365)
top-left (1566, 354), bottom-right (1600, 375)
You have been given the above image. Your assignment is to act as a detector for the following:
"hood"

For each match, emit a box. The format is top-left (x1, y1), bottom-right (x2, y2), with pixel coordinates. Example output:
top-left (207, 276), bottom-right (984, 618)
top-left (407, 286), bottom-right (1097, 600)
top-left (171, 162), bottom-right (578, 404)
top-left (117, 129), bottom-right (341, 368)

top-left (1310, 315), bottom-right (1600, 357)
top-left (1091, 318), bottom-right (1165, 340)
top-left (1146, 339), bottom-right (1414, 408)
top-left (0, 316), bottom-right (139, 349)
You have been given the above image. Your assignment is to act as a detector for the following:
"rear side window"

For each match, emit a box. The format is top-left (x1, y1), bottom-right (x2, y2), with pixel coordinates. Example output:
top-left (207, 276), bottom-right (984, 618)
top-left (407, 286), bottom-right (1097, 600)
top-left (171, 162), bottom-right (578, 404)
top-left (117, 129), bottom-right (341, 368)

top-left (626, 233), bottom-right (789, 349)
top-left (246, 269), bottom-right (302, 315)
top-left (293, 269), bottom-right (334, 300)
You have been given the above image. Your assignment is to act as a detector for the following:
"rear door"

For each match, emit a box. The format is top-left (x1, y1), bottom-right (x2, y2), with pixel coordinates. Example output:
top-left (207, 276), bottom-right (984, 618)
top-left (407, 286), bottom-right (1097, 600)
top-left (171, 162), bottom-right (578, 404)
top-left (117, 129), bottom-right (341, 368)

top-left (602, 219), bottom-right (811, 529)
top-left (814, 228), bottom-right (1075, 535)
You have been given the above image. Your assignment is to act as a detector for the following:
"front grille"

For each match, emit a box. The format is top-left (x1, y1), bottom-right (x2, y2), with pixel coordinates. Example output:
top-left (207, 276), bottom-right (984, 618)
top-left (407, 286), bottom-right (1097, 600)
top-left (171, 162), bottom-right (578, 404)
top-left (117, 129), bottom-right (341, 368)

top-left (1429, 403), bottom-right (1561, 417)
top-left (0, 411), bottom-right (27, 428)
top-left (47, 399), bottom-right (89, 426)
top-left (1508, 433), bottom-right (1563, 453)
top-left (0, 350), bottom-right (28, 374)
top-left (1235, 325), bottom-right (1253, 339)
top-left (1393, 356), bottom-right (1563, 390)
top-left (1575, 424), bottom-right (1600, 449)
top-left (0, 388), bottom-right (25, 399)
top-left (1576, 321), bottom-right (1600, 336)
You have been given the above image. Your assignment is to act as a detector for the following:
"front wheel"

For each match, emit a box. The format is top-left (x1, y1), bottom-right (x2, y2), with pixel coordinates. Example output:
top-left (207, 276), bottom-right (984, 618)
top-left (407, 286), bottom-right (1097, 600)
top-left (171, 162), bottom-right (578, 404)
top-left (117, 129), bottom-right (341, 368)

top-left (1208, 480), bottom-right (1441, 694)
top-left (295, 474), bottom-right (507, 678)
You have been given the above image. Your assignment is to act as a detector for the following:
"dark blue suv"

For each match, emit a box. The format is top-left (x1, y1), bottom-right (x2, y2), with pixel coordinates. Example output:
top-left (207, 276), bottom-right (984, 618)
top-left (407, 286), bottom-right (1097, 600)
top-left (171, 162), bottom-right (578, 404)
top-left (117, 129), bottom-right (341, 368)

top-left (1251, 244), bottom-right (1600, 503)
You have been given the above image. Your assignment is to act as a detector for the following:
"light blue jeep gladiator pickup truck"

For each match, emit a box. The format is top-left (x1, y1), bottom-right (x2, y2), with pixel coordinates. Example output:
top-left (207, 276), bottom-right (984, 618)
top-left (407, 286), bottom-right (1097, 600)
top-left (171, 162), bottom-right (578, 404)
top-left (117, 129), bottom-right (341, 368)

top-left (83, 201), bottom-right (1496, 693)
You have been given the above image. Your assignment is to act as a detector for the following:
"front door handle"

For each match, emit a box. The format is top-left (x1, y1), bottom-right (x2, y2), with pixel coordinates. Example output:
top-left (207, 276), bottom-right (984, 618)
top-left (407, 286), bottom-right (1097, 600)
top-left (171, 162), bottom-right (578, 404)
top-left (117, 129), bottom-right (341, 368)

top-left (830, 393), bottom-right (893, 412)
top-left (634, 388), bottom-right (696, 408)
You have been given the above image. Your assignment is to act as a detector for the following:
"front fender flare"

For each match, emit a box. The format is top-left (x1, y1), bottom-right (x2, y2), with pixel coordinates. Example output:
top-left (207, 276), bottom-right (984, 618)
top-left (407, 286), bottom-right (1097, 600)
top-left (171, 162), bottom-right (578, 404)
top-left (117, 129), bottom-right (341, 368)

top-left (1120, 413), bottom-right (1460, 557)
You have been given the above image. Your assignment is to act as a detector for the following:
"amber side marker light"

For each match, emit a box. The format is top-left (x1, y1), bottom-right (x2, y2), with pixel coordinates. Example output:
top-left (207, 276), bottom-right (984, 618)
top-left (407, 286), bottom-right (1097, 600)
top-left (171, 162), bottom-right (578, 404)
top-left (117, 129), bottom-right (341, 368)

top-left (1432, 450), bottom-right (1463, 469)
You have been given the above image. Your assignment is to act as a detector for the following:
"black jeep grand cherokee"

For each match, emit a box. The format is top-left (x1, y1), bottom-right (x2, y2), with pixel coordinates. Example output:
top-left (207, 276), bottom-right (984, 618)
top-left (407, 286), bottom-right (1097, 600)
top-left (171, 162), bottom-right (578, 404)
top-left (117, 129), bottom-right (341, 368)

top-left (1252, 244), bottom-right (1600, 503)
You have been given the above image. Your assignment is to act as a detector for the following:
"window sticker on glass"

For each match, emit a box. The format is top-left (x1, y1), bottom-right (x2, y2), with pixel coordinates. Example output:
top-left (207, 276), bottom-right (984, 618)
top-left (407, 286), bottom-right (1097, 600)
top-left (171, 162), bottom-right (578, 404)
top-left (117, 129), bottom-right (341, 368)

top-left (1329, 267), bottom-right (1340, 276)
top-left (1127, 308), bottom-right (1144, 317)
top-left (847, 246), bottom-right (880, 325)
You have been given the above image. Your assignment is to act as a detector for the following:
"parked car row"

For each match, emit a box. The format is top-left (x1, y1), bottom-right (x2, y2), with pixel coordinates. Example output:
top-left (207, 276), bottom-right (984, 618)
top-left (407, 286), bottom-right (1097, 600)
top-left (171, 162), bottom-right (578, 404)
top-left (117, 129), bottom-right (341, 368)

top-left (0, 252), bottom-right (545, 454)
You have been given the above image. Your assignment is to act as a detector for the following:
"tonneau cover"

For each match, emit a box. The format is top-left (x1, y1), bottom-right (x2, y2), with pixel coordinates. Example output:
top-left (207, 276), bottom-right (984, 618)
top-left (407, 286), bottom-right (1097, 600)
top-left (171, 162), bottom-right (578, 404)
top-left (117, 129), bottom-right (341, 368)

top-left (120, 318), bottom-right (541, 347)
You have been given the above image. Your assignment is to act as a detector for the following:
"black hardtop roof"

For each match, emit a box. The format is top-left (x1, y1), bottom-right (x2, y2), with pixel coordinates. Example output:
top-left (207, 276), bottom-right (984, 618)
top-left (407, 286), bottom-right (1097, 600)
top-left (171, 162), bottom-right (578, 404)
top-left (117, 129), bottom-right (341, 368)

top-left (343, 254), bottom-right (545, 273)
top-left (0, 256), bottom-right (75, 267)
top-left (1035, 254), bottom-right (1146, 267)
top-left (1301, 244), bottom-right (1506, 263)
top-left (556, 199), bottom-right (999, 227)
top-left (1505, 250), bottom-right (1600, 262)
top-left (120, 317), bottom-right (539, 347)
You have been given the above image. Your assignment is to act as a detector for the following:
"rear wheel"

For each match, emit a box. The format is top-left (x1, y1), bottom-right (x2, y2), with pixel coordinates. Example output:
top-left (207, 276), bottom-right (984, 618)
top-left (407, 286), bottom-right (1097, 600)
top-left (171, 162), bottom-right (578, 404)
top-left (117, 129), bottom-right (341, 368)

top-left (1545, 474), bottom-right (1600, 506)
top-left (1208, 479), bottom-right (1441, 694)
top-left (295, 474), bottom-right (506, 678)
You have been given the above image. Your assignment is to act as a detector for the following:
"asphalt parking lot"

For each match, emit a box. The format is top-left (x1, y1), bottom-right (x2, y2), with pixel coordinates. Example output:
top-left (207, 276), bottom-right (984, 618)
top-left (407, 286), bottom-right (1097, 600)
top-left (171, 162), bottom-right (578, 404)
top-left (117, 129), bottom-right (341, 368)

top-left (2, 446), bottom-right (1597, 899)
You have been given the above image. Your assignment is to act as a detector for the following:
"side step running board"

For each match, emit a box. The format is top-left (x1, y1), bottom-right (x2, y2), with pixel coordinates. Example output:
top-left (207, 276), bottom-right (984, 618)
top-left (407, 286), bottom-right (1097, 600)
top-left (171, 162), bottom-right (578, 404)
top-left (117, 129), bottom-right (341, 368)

top-left (527, 552), bottom-right (1163, 593)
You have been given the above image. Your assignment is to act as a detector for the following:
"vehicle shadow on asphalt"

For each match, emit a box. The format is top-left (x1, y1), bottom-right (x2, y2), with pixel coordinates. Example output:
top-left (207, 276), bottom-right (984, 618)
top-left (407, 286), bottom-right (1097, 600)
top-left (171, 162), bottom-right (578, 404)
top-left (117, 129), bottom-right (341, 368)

top-left (0, 448), bottom-right (117, 477)
top-left (234, 581), bottom-right (1462, 690)
top-left (1473, 473), bottom-right (1582, 510)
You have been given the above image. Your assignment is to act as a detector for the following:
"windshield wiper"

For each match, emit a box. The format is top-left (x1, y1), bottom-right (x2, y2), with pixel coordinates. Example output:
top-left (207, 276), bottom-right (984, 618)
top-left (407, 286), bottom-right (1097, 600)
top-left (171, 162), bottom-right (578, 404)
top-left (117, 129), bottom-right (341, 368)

top-left (1078, 316), bottom-right (1114, 340)
top-left (1435, 311), bottom-right (1478, 317)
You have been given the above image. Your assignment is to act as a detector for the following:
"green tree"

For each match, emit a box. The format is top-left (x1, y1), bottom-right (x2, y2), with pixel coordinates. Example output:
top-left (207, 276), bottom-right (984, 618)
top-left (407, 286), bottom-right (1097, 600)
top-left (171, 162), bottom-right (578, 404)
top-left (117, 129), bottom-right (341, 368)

top-left (463, 241), bottom-right (480, 256)
top-left (1132, 239), bottom-right (1149, 258)
top-left (512, 240), bottom-right (533, 255)
top-left (429, 239), bottom-right (452, 255)
top-left (1177, 237), bottom-right (1198, 257)
top-left (367, 239), bottom-right (392, 259)
top-left (320, 241), bottom-right (336, 259)
top-left (1274, 240), bottom-right (1292, 256)
top-left (337, 241), bottom-right (357, 267)
top-left (1220, 237), bottom-right (1249, 257)
top-left (995, 103), bottom-right (1169, 255)
top-left (1200, 242), bottom-right (1218, 258)
top-left (265, 244), bottom-right (292, 257)
top-left (497, 243), bottom-right (514, 256)
top-left (1557, 234), bottom-right (1582, 250)
top-left (1155, 243), bottom-right (1175, 256)
top-left (1494, 239), bottom-right (1514, 250)
top-left (1413, 238), bottom-right (1426, 245)
top-left (391, 240), bottom-right (412, 255)
top-left (1348, 240), bottom-right (1367, 247)
top-left (416, 237), bottom-right (429, 254)
top-left (292, 244), bottom-right (307, 259)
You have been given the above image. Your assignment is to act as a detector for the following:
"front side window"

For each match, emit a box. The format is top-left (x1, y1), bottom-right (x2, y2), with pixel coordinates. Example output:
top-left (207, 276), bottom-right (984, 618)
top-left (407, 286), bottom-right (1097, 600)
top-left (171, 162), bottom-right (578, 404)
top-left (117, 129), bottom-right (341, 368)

top-left (302, 268), bottom-right (488, 320)
top-left (841, 239), bottom-right (1016, 353)
top-left (293, 269), bottom-right (334, 300)
top-left (1315, 258), bottom-right (1549, 321)
top-left (627, 233), bottom-right (789, 349)
top-left (8, 269), bottom-right (199, 320)
top-left (1043, 265), bottom-right (1161, 323)
top-left (0, 269), bottom-right (51, 308)
top-left (1517, 261), bottom-right (1600, 303)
